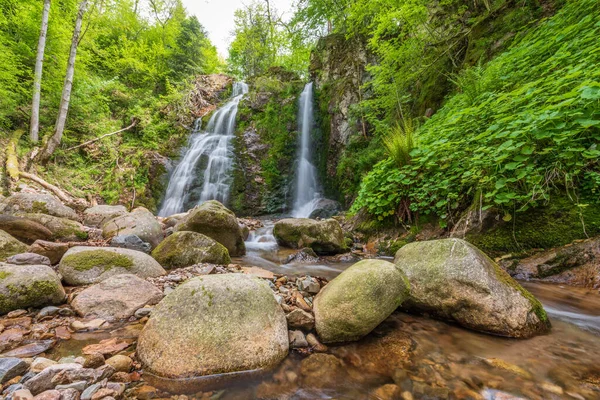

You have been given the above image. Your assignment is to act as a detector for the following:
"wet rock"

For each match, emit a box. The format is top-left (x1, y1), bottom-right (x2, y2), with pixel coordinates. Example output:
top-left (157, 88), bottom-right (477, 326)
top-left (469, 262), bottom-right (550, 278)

top-left (151, 231), bottom-right (231, 268)
top-left (174, 200), bottom-right (246, 256)
top-left (24, 364), bottom-right (82, 395)
top-left (83, 205), bottom-right (128, 228)
top-left (27, 241), bottom-right (69, 265)
top-left (6, 253), bottom-right (51, 266)
top-left (58, 246), bottom-right (166, 286)
top-left (286, 309), bottom-right (315, 331)
top-left (137, 274), bottom-right (288, 382)
top-left (0, 215), bottom-right (53, 245)
top-left (2, 193), bottom-right (78, 220)
top-left (110, 235), bottom-right (151, 254)
top-left (370, 384), bottom-right (401, 400)
top-left (37, 307), bottom-right (60, 319)
top-left (297, 276), bottom-right (320, 294)
top-left (70, 319), bottom-right (107, 332)
top-left (102, 208), bottom-right (164, 249)
top-left (71, 274), bottom-right (163, 321)
top-left (314, 259), bottom-right (410, 343)
top-left (14, 214), bottom-right (87, 242)
top-left (288, 330), bottom-right (308, 348)
top-left (299, 353), bottom-right (346, 388)
top-left (307, 199), bottom-right (342, 219)
top-left (104, 355), bottom-right (132, 373)
top-left (31, 358), bottom-right (57, 373)
top-left (0, 358), bottom-right (29, 384)
top-left (394, 238), bottom-right (550, 338)
top-left (273, 218), bottom-right (346, 255)
top-left (82, 339), bottom-right (129, 356)
top-left (284, 248), bottom-right (320, 264)
top-left (306, 333), bottom-right (327, 352)
top-left (0, 230), bottom-right (28, 261)
top-left (0, 264), bottom-right (65, 314)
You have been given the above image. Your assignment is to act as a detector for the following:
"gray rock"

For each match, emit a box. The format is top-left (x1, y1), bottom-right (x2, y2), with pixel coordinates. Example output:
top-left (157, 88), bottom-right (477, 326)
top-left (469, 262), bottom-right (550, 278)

top-left (134, 308), bottom-right (152, 319)
top-left (2, 193), bottom-right (78, 220)
top-left (0, 230), bottom-right (28, 261)
top-left (56, 388), bottom-right (79, 400)
top-left (71, 274), bottom-right (163, 321)
top-left (286, 309), bottom-right (315, 331)
top-left (83, 205), bottom-right (127, 228)
top-left (102, 208), bottom-right (163, 249)
top-left (23, 364), bottom-right (82, 395)
top-left (0, 215), bottom-right (52, 245)
top-left (151, 231), bottom-right (231, 268)
top-left (284, 248), bottom-right (321, 264)
top-left (297, 276), bottom-right (320, 294)
top-left (0, 358), bottom-right (29, 384)
top-left (394, 238), bottom-right (551, 338)
top-left (27, 241), bottom-right (69, 265)
top-left (11, 214), bottom-right (87, 242)
top-left (51, 365), bottom-right (114, 386)
top-left (289, 330), bottom-right (308, 348)
top-left (6, 253), bottom-right (51, 266)
top-left (109, 235), bottom-right (151, 254)
top-left (80, 382), bottom-right (102, 400)
top-left (274, 218), bottom-right (346, 255)
top-left (55, 381), bottom-right (87, 391)
top-left (307, 199), bottom-right (342, 219)
top-left (58, 246), bottom-right (166, 286)
top-left (37, 307), bottom-right (60, 318)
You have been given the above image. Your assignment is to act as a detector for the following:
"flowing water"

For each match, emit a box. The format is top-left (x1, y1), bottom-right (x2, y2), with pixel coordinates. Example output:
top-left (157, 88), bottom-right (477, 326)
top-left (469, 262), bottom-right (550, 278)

top-left (158, 82), bottom-right (249, 217)
top-left (292, 82), bottom-right (322, 218)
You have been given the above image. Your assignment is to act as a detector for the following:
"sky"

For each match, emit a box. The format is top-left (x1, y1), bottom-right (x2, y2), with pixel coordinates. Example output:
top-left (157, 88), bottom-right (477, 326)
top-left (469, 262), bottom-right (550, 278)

top-left (181, 0), bottom-right (295, 58)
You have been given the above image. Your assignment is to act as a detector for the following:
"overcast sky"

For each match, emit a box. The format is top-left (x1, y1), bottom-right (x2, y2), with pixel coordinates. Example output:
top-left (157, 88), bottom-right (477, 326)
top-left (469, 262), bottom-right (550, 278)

top-left (181, 0), bottom-right (295, 58)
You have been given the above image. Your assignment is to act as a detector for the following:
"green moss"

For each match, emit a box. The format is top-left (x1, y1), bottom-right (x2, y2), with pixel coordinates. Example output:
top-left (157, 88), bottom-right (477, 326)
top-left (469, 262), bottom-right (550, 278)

top-left (0, 271), bottom-right (12, 279)
top-left (1, 279), bottom-right (61, 314)
top-left (62, 250), bottom-right (133, 272)
top-left (31, 201), bottom-right (49, 214)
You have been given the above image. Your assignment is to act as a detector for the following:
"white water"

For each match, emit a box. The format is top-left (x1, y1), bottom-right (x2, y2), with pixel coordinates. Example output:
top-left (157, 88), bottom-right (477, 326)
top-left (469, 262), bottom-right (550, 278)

top-left (292, 82), bottom-right (322, 218)
top-left (159, 82), bottom-right (248, 217)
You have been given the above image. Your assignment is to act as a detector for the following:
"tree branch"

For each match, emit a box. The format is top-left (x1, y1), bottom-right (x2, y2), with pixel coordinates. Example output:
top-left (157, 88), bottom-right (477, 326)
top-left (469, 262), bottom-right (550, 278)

top-left (65, 119), bottom-right (137, 151)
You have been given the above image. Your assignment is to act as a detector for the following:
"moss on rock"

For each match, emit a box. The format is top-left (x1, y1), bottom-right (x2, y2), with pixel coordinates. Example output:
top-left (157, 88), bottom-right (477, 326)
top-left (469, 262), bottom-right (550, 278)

top-left (151, 231), bottom-right (231, 269)
top-left (273, 218), bottom-right (346, 255)
top-left (62, 249), bottom-right (134, 272)
top-left (0, 229), bottom-right (28, 261)
top-left (0, 263), bottom-right (65, 314)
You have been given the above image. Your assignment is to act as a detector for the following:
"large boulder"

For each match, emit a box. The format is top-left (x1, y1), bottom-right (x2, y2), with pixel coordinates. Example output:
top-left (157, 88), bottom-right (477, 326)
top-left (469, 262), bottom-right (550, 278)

top-left (174, 201), bottom-right (245, 256)
top-left (314, 259), bottom-right (410, 343)
top-left (17, 213), bottom-right (88, 242)
top-left (102, 207), bottom-right (163, 248)
top-left (394, 238), bottom-right (550, 338)
top-left (71, 274), bottom-right (163, 321)
top-left (137, 274), bottom-right (288, 389)
top-left (0, 230), bottom-right (28, 261)
top-left (2, 193), bottom-right (78, 220)
top-left (0, 263), bottom-right (65, 314)
top-left (83, 205), bottom-right (128, 228)
top-left (273, 218), bottom-right (346, 255)
top-left (0, 214), bottom-right (53, 244)
top-left (59, 246), bottom-right (166, 286)
top-left (151, 231), bottom-right (231, 268)
top-left (308, 199), bottom-right (342, 219)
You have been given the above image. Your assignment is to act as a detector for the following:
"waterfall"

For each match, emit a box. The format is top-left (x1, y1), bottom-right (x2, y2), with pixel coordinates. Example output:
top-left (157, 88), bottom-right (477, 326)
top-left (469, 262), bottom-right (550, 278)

top-left (158, 82), bottom-right (248, 217)
top-left (292, 82), bottom-right (321, 218)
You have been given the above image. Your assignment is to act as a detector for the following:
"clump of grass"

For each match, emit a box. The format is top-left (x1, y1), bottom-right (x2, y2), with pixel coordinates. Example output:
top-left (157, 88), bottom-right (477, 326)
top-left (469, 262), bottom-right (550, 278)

top-left (383, 118), bottom-right (417, 169)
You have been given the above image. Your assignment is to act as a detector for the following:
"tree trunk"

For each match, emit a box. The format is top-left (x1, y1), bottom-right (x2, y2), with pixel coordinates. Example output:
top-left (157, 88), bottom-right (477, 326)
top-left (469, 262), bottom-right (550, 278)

top-left (37, 0), bottom-right (88, 163)
top-left (30, 0), bottom-right (51, 143)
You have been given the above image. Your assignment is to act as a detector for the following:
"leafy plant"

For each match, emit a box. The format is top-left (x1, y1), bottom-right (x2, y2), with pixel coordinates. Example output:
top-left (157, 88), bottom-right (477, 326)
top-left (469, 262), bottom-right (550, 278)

top-left (382, 118), bottom-right (417, 168)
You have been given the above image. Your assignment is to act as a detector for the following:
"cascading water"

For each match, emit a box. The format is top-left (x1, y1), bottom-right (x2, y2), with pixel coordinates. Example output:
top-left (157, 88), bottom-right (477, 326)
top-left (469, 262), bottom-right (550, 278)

top-left (292, 82), bottom-right (322, 218)
top-left (158, 82), bottom-right (248, 217)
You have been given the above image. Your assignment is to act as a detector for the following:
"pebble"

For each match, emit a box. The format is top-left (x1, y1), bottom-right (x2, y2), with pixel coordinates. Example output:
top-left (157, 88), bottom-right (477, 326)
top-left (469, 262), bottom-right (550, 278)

top-left (30, 358), bottom-right (57, 373)
top-left (306, 333), bottom-right (328, 352)
top-left (57, 309), bottom-right (75, 317)
top-left (58, 388), bottom-right (80, 400)
top-left (70, 319), bottom-right (106, 331)
top-left (12, 389), bottom-right (33, 400)
top-left (6, 253), bottom-right (51, 266)
top-left (7, 310), bottom-right (28, 319)
top-left (288, 330), bottom-right (308, 348)
top-left (105, 355), bottom-right (132, 373)
top-left (90, 388), bottom-right (116, 400)
top-left (134, 308), bottom-right (152, 319)
top-left (286, 308), bottom-right (315, 331)
top-left (36, 307), bottom-right (60, 319)
top-left (80, 382), bottom-right (103, 400)
top-left (82, 353), bottom-right (105, 369)
top-left (297, 277), bottom-right (320, 294)
top-left (55, 380), bottom-right (88, 391)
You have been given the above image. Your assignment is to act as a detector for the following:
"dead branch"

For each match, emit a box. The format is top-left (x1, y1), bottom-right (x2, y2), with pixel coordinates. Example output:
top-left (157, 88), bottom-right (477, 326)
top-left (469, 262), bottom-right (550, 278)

top-left (18, 171), bottom-right (89, 209)
top-left (66, 120), bottom-right (137, 151)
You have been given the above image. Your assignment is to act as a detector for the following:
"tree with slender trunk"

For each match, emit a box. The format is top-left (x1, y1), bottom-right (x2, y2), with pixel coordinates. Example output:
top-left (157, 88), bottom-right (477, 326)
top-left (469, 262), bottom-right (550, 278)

top-left (30, 0), bottom-right (51, 143)
top-left (37, 0), bottom-right (88, 163)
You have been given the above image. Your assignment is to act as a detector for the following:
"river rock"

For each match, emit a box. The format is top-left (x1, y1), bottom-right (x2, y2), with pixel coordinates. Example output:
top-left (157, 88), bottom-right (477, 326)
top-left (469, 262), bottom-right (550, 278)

top-left (284, 248), bottom-right (320, 264)
top-left (102, 208), bottom-right (163, 248)
top-left (0, 357), bottom-right (29, 384)
top-left (28, 241), bottom-right (70, 265)
top-left (394, 238), bottom-right (551, 338)
top-left (174, 200), bottom-right (246, 256)
top-left (58, 246), bottom-right (166, 286)
top-left (0, 264), bottom-right (65, 314)
top-left (71, 274), bottom-right (163, 320)
top-left (0, 230), bottom-right (28, 261)
top-left (313, 259), bottom-right (409, 343)
top-left (5, 253), bottom-right (51, 266)
top-left (109, 235), bottom-right (151, 254)
top-left (104, 355), bottom-right (132, 373)
top-left (2, 193), bottom-right (78, 220)
top-left (273, 218), bottom-right (346, 255)
top-left (162, 212), bottom-right (188, 228)
top-left (307, 199), bottom-right (342, 219)
top-left (15, 214), bottom-right (88, 242)
top-left (151, 231), bottom-right (231, 268)
top-left (83, 205), bottom-right (127, 228)
top-left (137, 274), bottom-right (288, 385)
top-left (0, 215), bottom-right (53, 244)
top-left (286, 309), bottom-right (315, 331)
top-left (23, 363), bottom-right (83, 395)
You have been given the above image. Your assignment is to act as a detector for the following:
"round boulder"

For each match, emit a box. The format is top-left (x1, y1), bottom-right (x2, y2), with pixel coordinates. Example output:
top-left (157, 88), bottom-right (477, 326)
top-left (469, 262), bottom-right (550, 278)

top-left (308, 199), bottom-right (342, 219)
top-left (137, 274), bottom-right (288, 389)
top-left (151, 231), bottom-right (230, 268)
top-left (102, 208), bottom-right (163, 248)
top-left (0, 214), bottom-right (53, 244)
top-left (2, 193), bottom-right (78, 220)
top-left (83, 205), bottom-right (128, 228)
top-left (59, 246), bottom-right (166, 286)
top-left (0, 230), bottom-right (28, 261)
top-left (394, 238), bottom-right (550, 338)
top-left (273, 218), bottom-right (346, 255)
top-left (0, 263), bottom-right (65, 314)
top-left (16, 213), bottom-right (88, 242)
top-left (314, 259), bottom-right (409, 343)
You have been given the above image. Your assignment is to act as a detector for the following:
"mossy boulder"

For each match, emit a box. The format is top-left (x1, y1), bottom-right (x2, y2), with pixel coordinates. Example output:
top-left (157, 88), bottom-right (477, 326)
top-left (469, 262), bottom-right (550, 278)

top-left (0, 215), bottom-right (53, 244)
top-left (273, 218), bottom-right (346, 255)
top-left (137, 274), bottom-right (288, 388)
top-left (2, 193), bottom-right (78, 220)
top-left (313, 259), bottom-right (410, 343)
top-left (151, 231), bottom-right (230, 269)
top-left (0, 263), bottom-right (65, 314)
top-left (83, 205), bottom-right (128, 228)
top-left (174, 201), bottom-right (245, 256)
top-left (102, 207), bottom-right (164, 248)
top-left (394, 238), bottom-right (550, 338)
top-left (0, 230), bottom-right (28, 261)
top-left (59, 246), bottom-right (166, 286)
top-left (16, 213), bottom-right (88, 242)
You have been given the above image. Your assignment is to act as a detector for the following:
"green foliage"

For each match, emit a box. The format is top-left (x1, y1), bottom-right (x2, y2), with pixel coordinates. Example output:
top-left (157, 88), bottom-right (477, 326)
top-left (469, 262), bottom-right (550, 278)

top-left (352, 0), bottom-right (600, 230)
top-left (382, 119), bottom-right (416, 169)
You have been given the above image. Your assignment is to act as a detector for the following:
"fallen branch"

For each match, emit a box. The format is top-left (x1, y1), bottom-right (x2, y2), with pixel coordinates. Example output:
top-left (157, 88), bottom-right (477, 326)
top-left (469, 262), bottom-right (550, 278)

top-left (18, 171), bottom-right (89, 209)
top-left (65, 119), bottom-right (137, 151)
